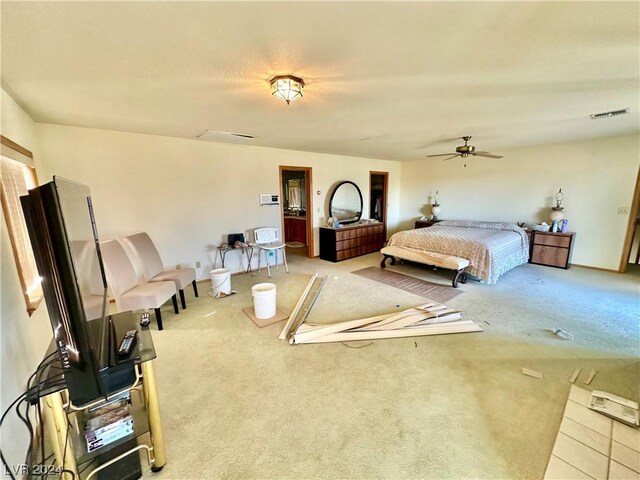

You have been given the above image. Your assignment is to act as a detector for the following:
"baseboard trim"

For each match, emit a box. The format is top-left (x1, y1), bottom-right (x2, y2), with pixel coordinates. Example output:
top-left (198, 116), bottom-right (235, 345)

top-left (570, 263), bottom-right (619, 273)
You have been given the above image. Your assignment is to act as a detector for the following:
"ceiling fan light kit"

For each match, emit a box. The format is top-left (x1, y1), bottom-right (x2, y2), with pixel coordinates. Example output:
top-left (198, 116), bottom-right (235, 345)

top-left (270, 75), bottom-right (304, 105)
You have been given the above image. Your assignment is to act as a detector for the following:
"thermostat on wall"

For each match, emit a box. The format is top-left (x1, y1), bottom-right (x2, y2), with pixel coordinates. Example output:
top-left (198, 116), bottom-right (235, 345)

top-left (259, 193), bottom-right (280, 206)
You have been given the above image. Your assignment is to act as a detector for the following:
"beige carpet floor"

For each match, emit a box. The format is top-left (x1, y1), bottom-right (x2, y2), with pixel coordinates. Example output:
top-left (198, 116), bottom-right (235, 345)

top-left (141, 254), bottom-right (639, 479)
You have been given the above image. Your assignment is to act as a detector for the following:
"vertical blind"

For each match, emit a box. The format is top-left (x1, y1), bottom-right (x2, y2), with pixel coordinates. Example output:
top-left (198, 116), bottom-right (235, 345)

top-left (0, 153), bottom-right (43, 313)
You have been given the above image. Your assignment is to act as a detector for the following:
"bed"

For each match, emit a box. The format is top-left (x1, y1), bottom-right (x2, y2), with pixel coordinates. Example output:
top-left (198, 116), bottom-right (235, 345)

top-left (381, 220), bottom-right (530, 285)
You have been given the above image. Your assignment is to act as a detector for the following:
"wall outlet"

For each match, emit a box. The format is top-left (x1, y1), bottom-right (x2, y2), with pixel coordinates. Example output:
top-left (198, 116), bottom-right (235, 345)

top-left (196, 261), bottom-right (201, 268)
top-left (618, 207), bottom-right (630, 215)
top-left (176, 264), bottom-right (182, 269)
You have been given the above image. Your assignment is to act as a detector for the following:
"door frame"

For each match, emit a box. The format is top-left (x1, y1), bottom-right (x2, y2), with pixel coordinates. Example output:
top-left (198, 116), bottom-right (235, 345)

top-left (618, 167), bottom-right (640, 272)
top-left (279, 166), bottom-right (314, 259)
top-left (369, 171), bottom-right (389, 240)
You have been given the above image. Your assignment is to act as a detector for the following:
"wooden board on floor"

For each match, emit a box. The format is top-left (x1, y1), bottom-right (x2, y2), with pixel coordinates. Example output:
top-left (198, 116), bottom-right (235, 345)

top-left (243, 307), bottom-right (288, 328)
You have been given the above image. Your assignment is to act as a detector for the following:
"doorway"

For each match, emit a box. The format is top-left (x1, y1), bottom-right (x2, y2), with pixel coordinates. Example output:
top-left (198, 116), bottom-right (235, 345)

top-left (619, 168), bottom-right (640, 273)
top-left (370, 171), bottom-right (389, 239)
top-left (279, 166), bottom-right (314, 259)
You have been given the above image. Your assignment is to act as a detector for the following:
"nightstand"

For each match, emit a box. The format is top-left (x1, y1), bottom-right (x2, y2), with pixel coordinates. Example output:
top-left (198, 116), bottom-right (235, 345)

top-left (415, 219), bottom-right (442, 229)
top-left (529, 231), bottom-right (575, 269)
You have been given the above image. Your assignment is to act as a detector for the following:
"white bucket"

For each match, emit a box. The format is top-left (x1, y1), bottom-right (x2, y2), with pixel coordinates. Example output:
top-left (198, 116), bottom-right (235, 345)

top-left (252, 283), bottom-right (277, 319)
top-left (210, 268), bottom-right (231, 296)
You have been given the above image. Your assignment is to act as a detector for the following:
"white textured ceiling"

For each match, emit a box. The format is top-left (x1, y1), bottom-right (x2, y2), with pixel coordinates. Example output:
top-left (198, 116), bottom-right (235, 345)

top-left (1, 1), bottom-right (639, 161)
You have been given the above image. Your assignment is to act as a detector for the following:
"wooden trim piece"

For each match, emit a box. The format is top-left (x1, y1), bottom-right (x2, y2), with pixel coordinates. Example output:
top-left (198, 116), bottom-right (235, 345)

top-left (569, 368), bottom-right (582, 384)
top-left (521, 368), bottom-right (544, 379)
top-left (300, 321), bottom-right (482, 343)
top-left (619, 167), bottom-right (640, 273)
top-left (278, 273), bottom-right (318, 341)
top-left (1, 134), bottom-right (33, 159)
top-left (583, 369), bottom-right (598, 385)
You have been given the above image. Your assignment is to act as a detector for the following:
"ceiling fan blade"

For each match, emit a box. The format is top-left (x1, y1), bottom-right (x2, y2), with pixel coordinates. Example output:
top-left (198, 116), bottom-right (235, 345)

top-left (425, 153), bottom-right (458, 158)
top-left (442, 155), bottom-right (461, 161)
top-left (473, 151), bottom-right (503, 159)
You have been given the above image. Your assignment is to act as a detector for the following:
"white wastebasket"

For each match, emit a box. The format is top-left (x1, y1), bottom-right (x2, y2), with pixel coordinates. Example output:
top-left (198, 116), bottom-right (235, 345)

top-left (252, 283), bottom-right (276, 319)
top-left (210, 268), bottom-right (231, 296)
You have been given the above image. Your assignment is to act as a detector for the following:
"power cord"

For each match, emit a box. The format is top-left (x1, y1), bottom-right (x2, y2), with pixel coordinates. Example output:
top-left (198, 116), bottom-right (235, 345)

top-left (0, 351), bottom-right (64, 480)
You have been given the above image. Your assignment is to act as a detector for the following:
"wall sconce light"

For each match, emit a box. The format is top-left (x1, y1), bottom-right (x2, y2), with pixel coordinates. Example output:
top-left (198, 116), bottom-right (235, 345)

top-left (270, 75), bottom-right (305, 104)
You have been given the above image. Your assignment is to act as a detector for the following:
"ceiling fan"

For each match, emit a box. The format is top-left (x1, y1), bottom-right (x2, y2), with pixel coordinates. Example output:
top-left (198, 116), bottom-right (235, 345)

top-left (425, 136), bottom-right (503, 162)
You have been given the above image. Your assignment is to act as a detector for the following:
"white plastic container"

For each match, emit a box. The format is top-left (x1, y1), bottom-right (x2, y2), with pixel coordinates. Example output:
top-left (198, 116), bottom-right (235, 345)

top-left (252, 283), bottom-right (276, 319)
top-left (210, 268), bottom-right (231, 296)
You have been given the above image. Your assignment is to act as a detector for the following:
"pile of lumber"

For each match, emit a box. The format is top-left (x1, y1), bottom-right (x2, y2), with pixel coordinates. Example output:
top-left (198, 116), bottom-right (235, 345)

top-left (289, 302), bottom-right (482, 345)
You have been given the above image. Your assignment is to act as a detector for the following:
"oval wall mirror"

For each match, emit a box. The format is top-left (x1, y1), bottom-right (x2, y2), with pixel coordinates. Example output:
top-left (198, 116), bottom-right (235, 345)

top-left (329, 181), bottom-right (363, 225)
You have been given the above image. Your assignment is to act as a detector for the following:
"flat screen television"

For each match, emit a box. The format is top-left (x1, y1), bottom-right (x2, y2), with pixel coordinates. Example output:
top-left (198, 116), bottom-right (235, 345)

top-left (21, 176), bottom-right (134, 406)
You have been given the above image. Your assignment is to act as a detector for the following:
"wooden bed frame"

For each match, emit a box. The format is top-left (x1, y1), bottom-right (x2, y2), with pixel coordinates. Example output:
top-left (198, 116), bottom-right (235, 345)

top-left (380, 252), bottom-right (468, 288)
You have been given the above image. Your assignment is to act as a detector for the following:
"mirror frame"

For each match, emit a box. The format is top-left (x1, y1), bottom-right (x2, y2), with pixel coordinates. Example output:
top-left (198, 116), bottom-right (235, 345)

top-left (329, 180), bottom-right (363, 225)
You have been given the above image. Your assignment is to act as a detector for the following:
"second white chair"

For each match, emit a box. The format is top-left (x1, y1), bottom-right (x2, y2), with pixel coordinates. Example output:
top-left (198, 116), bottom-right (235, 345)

top-left (100, 239), bottom-right (178, 330)
top-left (254, 227), bottom-right (288, 278)
top-left (123, 232), bottom-right (198, 310)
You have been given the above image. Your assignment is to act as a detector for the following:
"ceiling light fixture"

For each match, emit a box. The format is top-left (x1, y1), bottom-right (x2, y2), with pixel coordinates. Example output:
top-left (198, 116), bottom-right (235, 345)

top-left (270, 75), bottom-right (304, 105)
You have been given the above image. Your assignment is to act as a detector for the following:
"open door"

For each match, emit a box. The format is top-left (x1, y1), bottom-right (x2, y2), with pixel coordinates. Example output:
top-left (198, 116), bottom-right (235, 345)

top-left (619, 168), bottom-right (640, 273)
top-left (370, 171), bottom-right (388, 239)
top-left (280, 166), bottom-right (314, 259)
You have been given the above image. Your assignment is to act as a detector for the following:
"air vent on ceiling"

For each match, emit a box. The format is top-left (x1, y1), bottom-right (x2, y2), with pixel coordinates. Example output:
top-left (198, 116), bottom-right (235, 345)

top-left (197, 130), bottom-right (255, 143)
top-left (590, 108), bottom-right (630, 120)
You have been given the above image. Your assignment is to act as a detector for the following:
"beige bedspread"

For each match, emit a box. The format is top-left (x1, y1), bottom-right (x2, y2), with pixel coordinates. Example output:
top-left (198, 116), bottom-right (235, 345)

top-left (387, 220), bottom-right (529, 284)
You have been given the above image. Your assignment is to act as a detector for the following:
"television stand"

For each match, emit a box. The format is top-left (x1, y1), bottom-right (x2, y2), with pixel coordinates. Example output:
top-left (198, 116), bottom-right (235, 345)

top-left (30, 312), bottom-right (166, 479)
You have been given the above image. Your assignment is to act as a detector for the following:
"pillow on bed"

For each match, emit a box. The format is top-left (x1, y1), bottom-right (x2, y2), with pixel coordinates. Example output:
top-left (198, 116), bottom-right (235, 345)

top-left (437, 220), bottom-right (524, 233)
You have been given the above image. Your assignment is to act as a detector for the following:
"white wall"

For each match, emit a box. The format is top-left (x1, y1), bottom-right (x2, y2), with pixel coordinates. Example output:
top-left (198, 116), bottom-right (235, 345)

top-left (399, 134), bottom-right (640, 270)
top-left (0, 89), bottom-right (53, 470)
top-left (35, 124), bottom-right (402, 276)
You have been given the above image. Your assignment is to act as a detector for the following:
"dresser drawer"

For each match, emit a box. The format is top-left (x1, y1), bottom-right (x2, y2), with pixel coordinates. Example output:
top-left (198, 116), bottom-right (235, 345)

top-left (531, 244), bottom-right (570, 268)
top-left (534, 233), bottom-right (572, 248)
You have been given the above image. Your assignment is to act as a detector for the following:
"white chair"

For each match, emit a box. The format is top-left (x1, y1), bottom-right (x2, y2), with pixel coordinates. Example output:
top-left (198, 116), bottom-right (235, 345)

top-left (123, 232), bottom-right (198, 310)
top-left (100, 239), bottom-right (178, 330)
top-left (253, 227), bottom-right (288, 278)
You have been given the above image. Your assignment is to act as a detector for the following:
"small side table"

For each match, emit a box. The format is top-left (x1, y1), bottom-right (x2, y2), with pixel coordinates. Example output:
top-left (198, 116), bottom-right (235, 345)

top-left (215, 244), bottom-right (254, 272)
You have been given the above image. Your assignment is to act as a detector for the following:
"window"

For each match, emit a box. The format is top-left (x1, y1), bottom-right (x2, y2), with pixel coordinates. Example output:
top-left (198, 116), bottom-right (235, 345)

top-left (0, 135), bottom-right (42, 314)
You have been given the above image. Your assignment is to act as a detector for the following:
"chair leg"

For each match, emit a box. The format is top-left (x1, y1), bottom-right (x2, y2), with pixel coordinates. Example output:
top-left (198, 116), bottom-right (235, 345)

top-left (154, 308), bottom-right (164, 331)
top-left (266, 252), bottom-right (272, 278)
top-left (179, 289), bottom-right (186, 309)
top-left (282, 247), bottom-right (289, 273)
top-left (171, 294), bottom-right (179, 314)
top-left (257, 249), bottom-right (262, 273)
top-left (192, 280), bottom-right (199, 297)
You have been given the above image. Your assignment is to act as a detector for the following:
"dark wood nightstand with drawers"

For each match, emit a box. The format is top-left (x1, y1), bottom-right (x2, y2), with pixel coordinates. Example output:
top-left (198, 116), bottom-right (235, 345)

top-left (529, 230), bottom-right (575, 269)
top-left (414, 219), bottom-right (442, 229)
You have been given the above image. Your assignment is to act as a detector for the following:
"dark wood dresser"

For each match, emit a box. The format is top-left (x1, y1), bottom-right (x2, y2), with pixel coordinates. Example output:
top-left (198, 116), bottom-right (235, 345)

top-left (319, 223), bottom-right (385, 262)
top-left (529, 230), bottom-right (575, 269)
